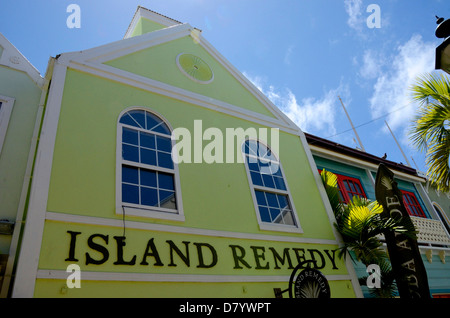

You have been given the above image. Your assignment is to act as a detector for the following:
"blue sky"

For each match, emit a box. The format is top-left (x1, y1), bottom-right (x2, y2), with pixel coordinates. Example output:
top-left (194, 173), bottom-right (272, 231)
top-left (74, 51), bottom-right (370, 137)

top-left (1, 0), bottom-right (449, 173)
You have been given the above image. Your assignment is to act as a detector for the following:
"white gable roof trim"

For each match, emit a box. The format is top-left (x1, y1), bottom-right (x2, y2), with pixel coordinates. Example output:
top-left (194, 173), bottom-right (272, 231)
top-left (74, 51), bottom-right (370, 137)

top-left (124, 6), bottom-right (183, 39)
top-left (0, 32), bottom-right (44, 88)
top-left (56, 23), bottom-right (302, 135)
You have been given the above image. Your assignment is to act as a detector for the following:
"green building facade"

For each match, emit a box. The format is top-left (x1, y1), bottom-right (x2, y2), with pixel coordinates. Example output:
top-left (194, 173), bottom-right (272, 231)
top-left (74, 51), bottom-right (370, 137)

top-left (5, 7), bottom-right (360, 298)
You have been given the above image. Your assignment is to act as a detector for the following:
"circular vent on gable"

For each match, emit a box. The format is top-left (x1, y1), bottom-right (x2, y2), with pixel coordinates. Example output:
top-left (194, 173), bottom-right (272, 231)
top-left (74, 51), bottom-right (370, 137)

top-left (176, 53), bottom-right (214, 84)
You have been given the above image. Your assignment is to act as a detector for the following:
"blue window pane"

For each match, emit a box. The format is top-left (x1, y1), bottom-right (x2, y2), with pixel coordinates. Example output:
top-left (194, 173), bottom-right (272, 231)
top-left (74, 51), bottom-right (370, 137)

top-left (269, 208), bottom-right (281, 221)
top-left (158, 173), bottom-right (174, 190)
top-left (255, 190), bottom-right (267, 206)
top-left (244, 140), bottom-right (258, 156)
top-left (128, 110), bottom-right (145, 129)
top-left (266, 192), bottom-right (279, 208)
top-left (156, 136), bottom-right (172, 153)
top-left (122, 184), bottom-right (139, 204)
top-left (120, 113), bottom-right (140, 128)
top-left (122, 166), bottom-right (138, 184)
top-left (273, 176), bottom-right (286, 190)
top-left (141, 148), bottom-right (157, 166)
top-left (159, 190), bottom-right (176, 209)
top-left (158, 152), bottom-right (174, 169)
top-left (270, 163), bottom-right (282, 176)
top-left (259, 206), bottom-right (271, 223)
top-left (262, 174), bottom-right (275, 188)
top-left (152, 122), bottom-right (171, 135)
top-left (140, 169), bottom-right (157, 187)
top-left (247, 161), bottom-right (260, 172)
top-left (122, 127), bottom-right (138, 145)
top-left (141, 187), bottom-right (158, 206)
top-left (145, 112), bottom-right (161, 131)
top-left (140, 132), bottom-right (156, 149)
top-left (250, 171), bottom-right (263, 186)
top-left (277, 195), bottom-right (289, 210)
top-left (123, 144), bottom-right (139, 162)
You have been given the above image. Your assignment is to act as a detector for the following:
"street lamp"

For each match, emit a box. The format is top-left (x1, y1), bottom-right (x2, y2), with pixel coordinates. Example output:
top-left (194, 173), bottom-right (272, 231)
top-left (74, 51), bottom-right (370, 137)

top-left (435, 16), bottom-right (450, 75)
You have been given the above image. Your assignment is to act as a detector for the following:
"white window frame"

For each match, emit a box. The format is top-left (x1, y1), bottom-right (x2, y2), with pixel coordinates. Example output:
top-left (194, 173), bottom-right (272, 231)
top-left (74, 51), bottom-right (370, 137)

top-left (242, 139), bottom-right (302, 233)
top-left (0, 95), bottom-right (15, 156)
top-left (116, 107), bottom-right (184, 221)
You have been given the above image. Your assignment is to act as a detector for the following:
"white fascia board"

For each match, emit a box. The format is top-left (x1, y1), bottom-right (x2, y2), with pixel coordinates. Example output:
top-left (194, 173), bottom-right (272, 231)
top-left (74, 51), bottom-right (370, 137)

top-left (56, 23), bottom-right (301, 135)
top-left (124, 6), bottom-right (182, 39)
top-left (58, 23), bottom-right (192, 65)
top-left (310, 145), bottom-right (426, 183)
top-left (0, 32), bottom-right (44, 88)
top-left (196, 34), bottom-right (301, 132)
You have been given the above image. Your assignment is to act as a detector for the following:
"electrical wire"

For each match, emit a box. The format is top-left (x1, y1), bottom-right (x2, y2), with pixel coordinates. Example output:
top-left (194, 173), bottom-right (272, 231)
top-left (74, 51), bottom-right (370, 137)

top-left (324, 100), bottom-right (415, 139)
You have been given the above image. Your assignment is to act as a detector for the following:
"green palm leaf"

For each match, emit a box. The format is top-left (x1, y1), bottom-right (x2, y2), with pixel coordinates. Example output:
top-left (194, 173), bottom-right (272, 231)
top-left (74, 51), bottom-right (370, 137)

top-left (409, 72), bottom-right (450, 192)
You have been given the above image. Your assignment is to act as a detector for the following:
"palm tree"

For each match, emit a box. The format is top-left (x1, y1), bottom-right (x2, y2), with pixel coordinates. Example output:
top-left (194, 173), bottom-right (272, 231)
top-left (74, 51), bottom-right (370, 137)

top-left (409, 72), bottom-right (450, 192)
top-left (320, 169), bottom-right (416, 297)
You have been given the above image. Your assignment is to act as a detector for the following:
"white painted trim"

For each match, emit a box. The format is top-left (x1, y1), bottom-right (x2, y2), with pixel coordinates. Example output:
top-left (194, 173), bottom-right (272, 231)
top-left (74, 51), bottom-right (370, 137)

top-left (11, 61), bottom-right (67, 298)
top-left (196, 34), bottom-right (300, 131)
top-left (241, 139), bottom-right (303, 234)
top-left (36, 269), bottom-right (351, 284)
top-left (116, 106), bottom-right (185, 222)
top-left (95, 25), bottom-right (192, 64)
top-left (44, 211), bottom-right (339, 245)
top-left (299, 132), bottom-right (364, 298)
top-left (0, 95), bottom-right (15, 156)
top-left (0, 32), bottom-right (44, 88)
top-left (415, 182), bottom-right (438, 220)
top-left (0, 64), bottom-right (51, 297)
top-left (55, 22), bottom-right (302, 136)
top-left (310, 146), bottom-right (426, 183)
top-left (123, 6), bottom-right (182, 39)
top-left (430, 201), bottom-right (450, 242)
top-left (66, 59), bottom-right (300, 137)
top-left (59, 23), bottom-right (192, 65)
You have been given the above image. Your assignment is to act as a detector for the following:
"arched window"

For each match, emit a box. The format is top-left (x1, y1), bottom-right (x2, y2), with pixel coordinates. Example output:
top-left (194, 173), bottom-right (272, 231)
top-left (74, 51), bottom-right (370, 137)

top-left (242, 139), bottom-right (301, 233)
top-left (117, 108), bottom-right (183, 221)
top-left (432, 203), bottom-right (450, 237)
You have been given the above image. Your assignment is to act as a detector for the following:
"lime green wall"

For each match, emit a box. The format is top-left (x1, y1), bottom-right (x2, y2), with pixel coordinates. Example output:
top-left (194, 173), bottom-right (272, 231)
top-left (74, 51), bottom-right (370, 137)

top-left (35, 65), bottom-right (356, 297)
top-left (130, 18), bottom-right (167, 37)
top-left (105, 36), bottom-right (275, 118)
top-left (0, 66), bottom-right (41, 253)
top-left (33, 24), bottom-right (358, 296)
top-left (46, 69), bottom-right (335, 240)
top-left (35, 279), bottom-right (355, 298)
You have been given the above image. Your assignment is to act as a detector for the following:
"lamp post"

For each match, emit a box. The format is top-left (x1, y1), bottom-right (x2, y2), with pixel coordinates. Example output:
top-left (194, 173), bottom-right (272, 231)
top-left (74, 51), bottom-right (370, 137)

top-left (435, 16), bottom-right (450, 74)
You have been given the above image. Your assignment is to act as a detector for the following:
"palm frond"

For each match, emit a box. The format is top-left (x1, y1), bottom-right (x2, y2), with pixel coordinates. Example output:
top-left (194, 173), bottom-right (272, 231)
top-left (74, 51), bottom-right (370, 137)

top-left (409, 72), bottom-right (450, 192)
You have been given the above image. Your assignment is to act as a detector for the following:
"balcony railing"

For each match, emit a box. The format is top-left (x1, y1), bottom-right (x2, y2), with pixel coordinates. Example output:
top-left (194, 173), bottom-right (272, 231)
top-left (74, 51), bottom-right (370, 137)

top-left (411, 216), bottom-right (450, 246)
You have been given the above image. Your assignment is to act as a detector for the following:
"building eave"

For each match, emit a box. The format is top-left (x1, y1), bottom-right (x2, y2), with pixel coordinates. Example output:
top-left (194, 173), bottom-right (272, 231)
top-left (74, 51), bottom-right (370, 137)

top-left (305, 132), bottom-right (425, 181)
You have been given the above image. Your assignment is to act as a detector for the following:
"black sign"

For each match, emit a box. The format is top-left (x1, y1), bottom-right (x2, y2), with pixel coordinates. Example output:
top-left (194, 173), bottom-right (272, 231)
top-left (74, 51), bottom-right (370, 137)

top-left (285, 261), bottom-right (330, 298)
top-left (375, 164), bottom-right (430, 298)
top-left (294, 268), bottom-right (331, 298)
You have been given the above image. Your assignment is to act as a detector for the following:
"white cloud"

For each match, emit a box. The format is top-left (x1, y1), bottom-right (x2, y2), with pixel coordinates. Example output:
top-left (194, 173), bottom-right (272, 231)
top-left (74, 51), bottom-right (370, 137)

top-left (284, 45), bottom-right (295, 65)
top-left (368, 34), bottom-right (435, 132)
top-left (344, 0), bottom-right (364, 32)
top-left (243, 72), bottom-right (343, 137)
top-left (359, 49), bottom-right (383, 79)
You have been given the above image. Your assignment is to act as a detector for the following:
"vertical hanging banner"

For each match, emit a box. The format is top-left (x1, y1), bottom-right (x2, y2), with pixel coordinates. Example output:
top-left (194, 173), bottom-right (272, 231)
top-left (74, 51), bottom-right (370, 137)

top-left (375, 164), bottom-right (430, 298)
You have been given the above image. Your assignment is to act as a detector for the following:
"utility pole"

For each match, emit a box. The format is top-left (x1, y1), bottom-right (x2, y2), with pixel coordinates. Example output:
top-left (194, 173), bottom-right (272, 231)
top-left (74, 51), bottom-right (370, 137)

top-left (338, 96), bottom-right (366, 152)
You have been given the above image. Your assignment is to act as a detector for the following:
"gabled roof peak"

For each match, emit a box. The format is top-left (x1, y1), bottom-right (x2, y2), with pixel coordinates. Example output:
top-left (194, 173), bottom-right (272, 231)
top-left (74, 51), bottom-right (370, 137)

top-left (124, 6), bottom-right (183, 39)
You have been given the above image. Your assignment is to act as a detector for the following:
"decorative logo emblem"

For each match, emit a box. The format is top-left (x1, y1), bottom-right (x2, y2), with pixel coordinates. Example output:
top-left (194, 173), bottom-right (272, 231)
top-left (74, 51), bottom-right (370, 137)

top-left (176, 53), bottom-right (214, 84)
top-left (293, 268), bottom-right (331, 298)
